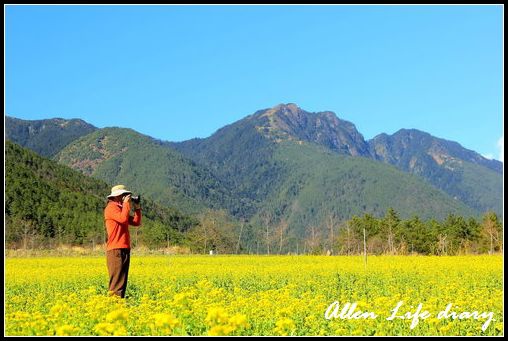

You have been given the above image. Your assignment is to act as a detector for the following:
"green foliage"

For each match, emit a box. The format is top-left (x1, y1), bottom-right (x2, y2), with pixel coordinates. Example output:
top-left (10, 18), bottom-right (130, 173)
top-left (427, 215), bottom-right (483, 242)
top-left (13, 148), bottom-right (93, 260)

top-left (478, 211), bottom-right (503, 254)
top-left (250, 141), bottom-right (477, 245)
top-left (172, 115), bottom-right (283, 218)
top-left (5, 141), bottom-right (195, 249)
top-left (334, 208), bottom-right (501, 256)
top-left (186, 209), bottom-right (238, 254)
top-left (458, 161), bottom-right (502, 215)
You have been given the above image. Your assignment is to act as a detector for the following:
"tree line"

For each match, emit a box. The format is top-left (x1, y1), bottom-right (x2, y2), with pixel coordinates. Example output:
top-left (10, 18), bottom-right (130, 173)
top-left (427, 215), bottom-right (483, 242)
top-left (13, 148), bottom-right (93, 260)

top-left (186, 208), bottom-right (503, 256)
top-left (133, 207), bottom-right (503, 256)
top-left (331, 208), bottom-right (502, 256)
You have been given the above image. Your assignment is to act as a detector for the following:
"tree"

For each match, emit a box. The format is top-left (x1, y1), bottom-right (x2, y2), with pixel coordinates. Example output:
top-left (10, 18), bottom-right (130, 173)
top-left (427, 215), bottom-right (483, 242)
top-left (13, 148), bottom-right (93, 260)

top-left (7, 216), bottom-right (38, 250)
top-left (347, 214), bottom-right (380, 254)
top-left (407, 216), bottom-right (433, 254)
top-left (437, 233), bottom-right (448, 255)
top-left (141, 221), bottom-right (178, 249)
top-left (260, 211), bottom-right (273, 254)
top-left (275, 217), bottom-right (289, 254)
top-left (239, 223), bottom-right (261, 254)
top-left (324, 212), bottom-right (339, 254)
top-left (380, 208), bottom-right (400, 254)
top-left (87, 218), bottom-right (105, 250)
top-left (304, 224), bottom-right (322, 255)
top-left (441, 214), bottom-right (478, 255)
top-left (338, 217), bottom-right (361, 255)
top-left (480, 211), bottom-right (502, 254)
top-left (236, 221), bottom-right (245, 254)
top-left (187, 209), bottom-right (237, 254)
top-left (461, 218), bottom-right (481, 254)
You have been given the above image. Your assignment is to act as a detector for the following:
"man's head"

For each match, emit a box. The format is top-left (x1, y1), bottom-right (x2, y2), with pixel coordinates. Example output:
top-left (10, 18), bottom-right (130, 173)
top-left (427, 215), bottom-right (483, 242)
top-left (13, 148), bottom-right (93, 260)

top-left (107, 185), bottom-right (132, 202)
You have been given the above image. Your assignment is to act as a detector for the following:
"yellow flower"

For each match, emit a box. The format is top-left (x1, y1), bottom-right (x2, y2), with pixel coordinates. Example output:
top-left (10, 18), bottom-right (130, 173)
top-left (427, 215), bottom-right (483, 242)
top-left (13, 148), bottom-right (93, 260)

top-left (49, 303), bottom-right (66, 316)
top-left (304, 315), bottom-right (317, 327)
top-left (106, 308), bottom-right (128, 322)
top-left (113, 325), bottom-right (128, 336)
top-left (352, 328), bottom-right (364, 336)
top-left (276, 307), bottom-right (293, 317)
top-left (4, 254), bottom-right (503, 336)
top-left (172, 292), bottom-right (189, 305)
top-left (205, 307), bottom-right (229, 326)
top-left (208, 325), bottom-right (235, 336)
top-left (428, 317), bottom-right (440, 325)
top-left (439, 323), bottom-right (453, 334)
top-left (228, 314), bottom-right (250, 329)
top-left (274, 318), bottom-right (296, 336)
top-left (94, 322), bottom-right (116, 336)
top-left (334, 328), bottom-right (347, 335)
top-left (55, 324), bottom-right (78, 336)
top-left (153, 313), bottom-right (180, 330)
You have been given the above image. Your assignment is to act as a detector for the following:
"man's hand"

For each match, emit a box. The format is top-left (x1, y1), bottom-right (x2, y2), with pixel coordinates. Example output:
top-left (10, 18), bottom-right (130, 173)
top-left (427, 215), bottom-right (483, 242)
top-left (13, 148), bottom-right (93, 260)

top-left (123, 194), bottom-right (132, 203)
top-left (133, 202), bottom-right (141, 210)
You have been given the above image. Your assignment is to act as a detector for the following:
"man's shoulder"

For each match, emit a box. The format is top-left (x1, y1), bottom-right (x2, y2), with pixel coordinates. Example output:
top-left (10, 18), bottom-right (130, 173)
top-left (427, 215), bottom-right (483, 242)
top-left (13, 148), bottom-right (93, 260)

top-left (105, 201), bottom-right (123, 211)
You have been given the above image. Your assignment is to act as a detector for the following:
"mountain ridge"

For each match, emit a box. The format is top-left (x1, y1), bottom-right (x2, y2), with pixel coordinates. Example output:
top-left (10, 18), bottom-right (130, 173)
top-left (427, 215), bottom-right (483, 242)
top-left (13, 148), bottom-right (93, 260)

top-left (172, 103), bottom-right (502, 218)
top-left (6, 104), bottom-right (503, 221)
top-left (368, 128), bottom-right (502, 173)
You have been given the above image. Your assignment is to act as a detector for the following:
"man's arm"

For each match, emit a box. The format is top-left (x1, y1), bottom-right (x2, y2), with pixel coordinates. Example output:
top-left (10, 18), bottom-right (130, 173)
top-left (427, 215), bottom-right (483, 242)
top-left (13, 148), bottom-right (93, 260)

top-left (129, 203), bottom-right (142, 226)
top-left (129, 209), bottom-right (142, 226)
top-left (105, 199), bottom-right (131, 224)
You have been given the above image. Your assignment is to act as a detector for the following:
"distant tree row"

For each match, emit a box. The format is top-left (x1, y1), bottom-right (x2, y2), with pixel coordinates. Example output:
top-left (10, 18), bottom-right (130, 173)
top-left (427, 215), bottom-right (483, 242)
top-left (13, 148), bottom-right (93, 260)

top-left (333, 208), bottom-right (503, 255)
top-left (177, 208), bottom-right (503, 256)
top-left (252, 208), bottom-right (503, 256)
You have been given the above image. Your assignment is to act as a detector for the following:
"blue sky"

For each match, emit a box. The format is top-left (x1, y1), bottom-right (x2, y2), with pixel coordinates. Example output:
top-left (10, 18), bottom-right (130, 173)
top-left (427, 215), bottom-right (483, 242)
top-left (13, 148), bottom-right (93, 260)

top-left (5, 5), bottom-right (504, 161)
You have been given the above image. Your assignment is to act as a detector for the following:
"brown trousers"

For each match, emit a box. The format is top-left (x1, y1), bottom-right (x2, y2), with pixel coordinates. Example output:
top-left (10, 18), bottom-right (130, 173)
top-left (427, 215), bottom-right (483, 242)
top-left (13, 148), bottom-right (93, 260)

top-left (106, 248), bottom-right (130, 298)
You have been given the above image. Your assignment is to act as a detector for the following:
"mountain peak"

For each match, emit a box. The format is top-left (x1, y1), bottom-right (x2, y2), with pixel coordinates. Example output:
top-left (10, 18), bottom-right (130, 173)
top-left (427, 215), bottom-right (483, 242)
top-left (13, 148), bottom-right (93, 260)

top-left (270, 104), bottom-right (342, 125)
top-left (250, 104), bottom-right (370, 157)
top-left (257, 103), bottom-right (302, 120)
top-left (273, 103), bottom-right (301, 112)
top-left (369, 127), bottom-right (502, 174)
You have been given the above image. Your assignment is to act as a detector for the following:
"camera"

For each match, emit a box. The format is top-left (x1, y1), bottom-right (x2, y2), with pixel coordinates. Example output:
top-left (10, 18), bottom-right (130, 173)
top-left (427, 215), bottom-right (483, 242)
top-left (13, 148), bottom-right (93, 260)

top-left (131, 195), bottom-right (141, 204)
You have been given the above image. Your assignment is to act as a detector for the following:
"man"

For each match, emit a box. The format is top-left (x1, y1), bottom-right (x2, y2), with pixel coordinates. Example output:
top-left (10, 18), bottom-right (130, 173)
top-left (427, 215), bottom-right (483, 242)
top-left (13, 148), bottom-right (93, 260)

top-left (104, 184), bottom-right (142, 298)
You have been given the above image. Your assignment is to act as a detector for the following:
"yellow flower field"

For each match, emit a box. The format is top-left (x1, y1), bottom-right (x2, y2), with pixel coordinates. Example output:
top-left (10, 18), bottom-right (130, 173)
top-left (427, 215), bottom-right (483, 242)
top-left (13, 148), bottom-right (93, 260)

top-left (5, 255), bottom-right (503, 336)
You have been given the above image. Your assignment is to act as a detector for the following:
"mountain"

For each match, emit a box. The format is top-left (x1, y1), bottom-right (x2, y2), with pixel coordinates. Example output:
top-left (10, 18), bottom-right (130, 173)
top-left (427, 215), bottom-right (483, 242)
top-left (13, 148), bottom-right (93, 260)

top-left (5, 140), bottom-right (196, 248)
top-left (7, 104), bottom-right (502, 229)
top-left (53, 127), bottom-right (237, 215)
top-left (171, 104), bottom-right (372, 215)
top-left (369, 129), bottom-right (502, 173)
top-left (175, 104), bottom-right (502, 218)
top-left (6, 116), bottom-right (98, 157)
top-left (249, 103), bottom-right (371, 156)
top-left (368, 129), bottom-right (503, 215)
top-left (172, 104), bottom-right (478, 234)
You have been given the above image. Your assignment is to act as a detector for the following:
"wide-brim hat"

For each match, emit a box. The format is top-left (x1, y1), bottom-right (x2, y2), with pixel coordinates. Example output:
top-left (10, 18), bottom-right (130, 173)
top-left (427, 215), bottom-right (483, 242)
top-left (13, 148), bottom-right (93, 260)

top-left (107, 185), bottom-right (132, 198)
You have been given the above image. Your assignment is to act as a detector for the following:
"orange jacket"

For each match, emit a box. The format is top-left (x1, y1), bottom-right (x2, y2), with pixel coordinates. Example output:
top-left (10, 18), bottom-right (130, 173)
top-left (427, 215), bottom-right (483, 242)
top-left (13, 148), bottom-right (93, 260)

top-left (104, 200), bottom-right (141, 251)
